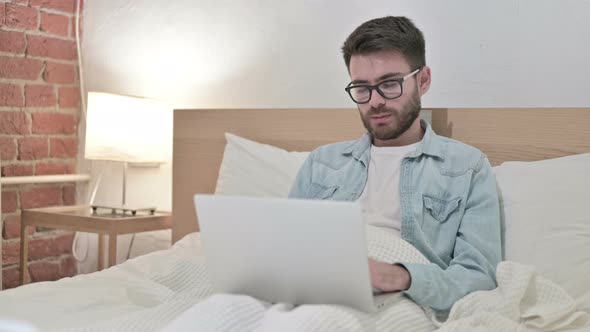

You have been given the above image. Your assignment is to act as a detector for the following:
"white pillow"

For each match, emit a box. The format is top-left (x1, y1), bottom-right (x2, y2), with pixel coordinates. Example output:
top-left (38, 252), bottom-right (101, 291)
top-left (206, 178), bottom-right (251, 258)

top-left (215, 133), bottom-right (310, 197)
top-left (493, 153), bottom-right (590, 300)
top-left (501, 151), bottom-right (590, 166)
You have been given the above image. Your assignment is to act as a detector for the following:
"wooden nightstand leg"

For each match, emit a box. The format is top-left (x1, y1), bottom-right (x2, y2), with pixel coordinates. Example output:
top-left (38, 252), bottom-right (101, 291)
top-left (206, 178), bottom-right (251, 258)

top-left (108, 233), bottom-right (117, 268)
top-left (19, 224), bottom-right (30, 285)
top-left (98, 234), bottom-right (105, 271)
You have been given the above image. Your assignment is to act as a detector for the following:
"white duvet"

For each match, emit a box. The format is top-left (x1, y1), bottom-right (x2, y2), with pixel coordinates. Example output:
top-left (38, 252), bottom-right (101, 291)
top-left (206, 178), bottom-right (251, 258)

top-left (0, 226), bottom-right (587, 332)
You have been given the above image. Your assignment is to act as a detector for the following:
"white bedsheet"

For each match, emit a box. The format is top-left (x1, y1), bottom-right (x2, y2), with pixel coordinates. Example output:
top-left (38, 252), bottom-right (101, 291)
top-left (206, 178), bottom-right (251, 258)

top-left (436, 262), bottom-right (590, 332)
top-left (0, 227), bottom-right (434, 332)
top-left (161, 248), bottom-right (590, 332)
top-left (0, 233), bottom-right (210, 331)
top-left (0, 226), bottom-right (588, 332)
top-left (163, 226), bottom-right (436, 332)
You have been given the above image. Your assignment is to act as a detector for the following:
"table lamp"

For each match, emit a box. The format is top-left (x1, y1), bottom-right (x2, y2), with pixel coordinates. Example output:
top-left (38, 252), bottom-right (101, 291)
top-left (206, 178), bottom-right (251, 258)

top-left (85, 92), bottom-right (172, 215)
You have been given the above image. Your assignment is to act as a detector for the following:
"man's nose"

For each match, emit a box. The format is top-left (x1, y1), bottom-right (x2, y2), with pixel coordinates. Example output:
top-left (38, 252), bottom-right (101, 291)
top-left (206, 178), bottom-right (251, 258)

top-left (368, 89), bottom-right (385, 108)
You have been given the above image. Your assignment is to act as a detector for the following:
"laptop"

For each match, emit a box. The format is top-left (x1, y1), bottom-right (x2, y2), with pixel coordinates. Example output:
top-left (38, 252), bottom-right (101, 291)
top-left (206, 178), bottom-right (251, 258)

top-left (193, 194), bottom-right (400, 312)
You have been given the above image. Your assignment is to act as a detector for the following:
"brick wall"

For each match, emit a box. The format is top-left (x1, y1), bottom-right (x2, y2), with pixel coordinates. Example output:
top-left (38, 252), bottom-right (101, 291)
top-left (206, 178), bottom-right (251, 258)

top-left (1, 0), bottom-right (80, 289)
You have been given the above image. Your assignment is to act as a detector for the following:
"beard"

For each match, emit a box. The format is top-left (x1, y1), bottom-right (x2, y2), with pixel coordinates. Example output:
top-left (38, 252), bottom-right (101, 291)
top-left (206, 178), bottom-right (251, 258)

top-left (359, 88), bottom-right (421, 141)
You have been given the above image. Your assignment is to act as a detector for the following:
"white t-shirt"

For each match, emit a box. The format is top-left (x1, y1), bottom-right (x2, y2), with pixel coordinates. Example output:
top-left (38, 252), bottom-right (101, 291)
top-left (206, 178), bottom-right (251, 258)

top-left (357, 141), bottom-right (420, 237)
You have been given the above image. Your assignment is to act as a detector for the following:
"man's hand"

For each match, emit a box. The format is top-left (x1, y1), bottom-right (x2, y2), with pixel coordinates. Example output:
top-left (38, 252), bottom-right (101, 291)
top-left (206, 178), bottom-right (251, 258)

top-left (368, 258), bottom-right (411, 292)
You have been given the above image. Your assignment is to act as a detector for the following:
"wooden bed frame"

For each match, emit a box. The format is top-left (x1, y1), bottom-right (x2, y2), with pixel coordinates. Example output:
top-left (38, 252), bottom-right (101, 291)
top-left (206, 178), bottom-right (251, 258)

top-left (172, 108), bottom-right (590, 243)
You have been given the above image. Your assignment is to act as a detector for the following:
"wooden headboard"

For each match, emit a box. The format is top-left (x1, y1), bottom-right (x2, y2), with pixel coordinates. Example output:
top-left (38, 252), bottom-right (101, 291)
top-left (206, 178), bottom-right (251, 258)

top-left (172, 108), bottom-right (590, 243)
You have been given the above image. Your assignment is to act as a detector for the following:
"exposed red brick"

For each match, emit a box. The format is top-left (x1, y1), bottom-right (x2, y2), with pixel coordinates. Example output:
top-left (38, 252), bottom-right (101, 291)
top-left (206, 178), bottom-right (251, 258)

top-left (70, 0), bottom-right (83, 37)
top-left (5, 3), bottom-right (38, 30)
top-left (59, 255), bottom-right (77, 278)
top-left (2, 114), bottom-right (30, 138)
top-left (1, 190), bottom-right (18, 213)
top-left (26, 35), bottom-right (77, 61)
top-left (31, 112), bottom-right (77, 134)
top-left (3, 215), bottom-right (19, 239)
top-left (54, 232), bottom-right (74, 254)
top-left (58, 86), bottom-right (79, 108)
top-left (0, 30), bottom-right (26, 54)
top-left (1, 164), bottom-right (34, 177)
top-left (0, 83), bottom-right (24, 107)
top-left (0, 137), bottom-right (18, 160)
top-left (0, 3), bottom-right (4, 26)
top-left (49, 137), bottom-right (78, 158)
top-left (40, 11), bottom-right (69, 37)
top-left (0, 56), bottom-right (44, 80)
top-left (30, 0), bottom-right (75, 14)
top-left (28, 259), bottom-right (60, 282)
top-left (29, 236), bottom-right (56, 260)
top-left (18, 137), bottom-right (49, 160)
top-left (35, 161), bottom-right (75, 175)
top-left (3, 215), bottom-right (34, 240)
top-left (63, 184), bottom-right (76, 205)
top-left (70, 12), bottom-right (78, 38)
top-left (20, 186), bottom-right (62, 209)
top-left (25, 84), bottom-right (56, 107)
top-left (2, 239), bottom-right (19, 266)
top-left (43, 61), bottom-right (76, 84)
top-left (0, 111), bottom-right (29, 135)
top-left (2, 265), bottom-right (20, 290)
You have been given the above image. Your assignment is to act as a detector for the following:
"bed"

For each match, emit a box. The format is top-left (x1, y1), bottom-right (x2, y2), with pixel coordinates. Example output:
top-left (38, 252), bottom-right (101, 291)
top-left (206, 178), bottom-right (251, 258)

top-left (0, 108), bottom-right (589, 332)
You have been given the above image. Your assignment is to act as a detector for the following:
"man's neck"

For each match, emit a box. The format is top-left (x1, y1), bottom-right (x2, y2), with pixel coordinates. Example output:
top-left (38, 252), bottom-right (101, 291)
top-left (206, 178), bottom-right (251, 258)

top-left (373, 119), bottom-right (424, 147)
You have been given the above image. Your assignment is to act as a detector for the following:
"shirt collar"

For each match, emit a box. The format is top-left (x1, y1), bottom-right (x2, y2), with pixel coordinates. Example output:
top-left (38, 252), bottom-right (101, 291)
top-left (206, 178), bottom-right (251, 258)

top-left (341, 119), bottom-right (445, 164)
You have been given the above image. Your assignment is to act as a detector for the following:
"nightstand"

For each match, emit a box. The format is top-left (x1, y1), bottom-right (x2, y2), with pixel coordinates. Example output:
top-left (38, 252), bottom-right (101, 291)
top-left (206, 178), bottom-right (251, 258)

top-left (20, 205), bottom-right (172, 285)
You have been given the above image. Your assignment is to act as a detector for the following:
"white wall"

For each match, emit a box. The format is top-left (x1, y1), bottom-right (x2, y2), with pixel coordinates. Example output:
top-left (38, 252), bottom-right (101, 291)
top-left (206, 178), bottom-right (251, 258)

top-left (83, 0), bottom-right (590, 110)
top-left (78, 0), bottom-right (590, 270)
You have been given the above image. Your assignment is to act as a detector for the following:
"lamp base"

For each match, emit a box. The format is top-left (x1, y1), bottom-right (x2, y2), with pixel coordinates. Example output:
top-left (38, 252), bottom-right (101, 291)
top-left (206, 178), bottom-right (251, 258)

top-left (90, 205), bottom-right (157, 216)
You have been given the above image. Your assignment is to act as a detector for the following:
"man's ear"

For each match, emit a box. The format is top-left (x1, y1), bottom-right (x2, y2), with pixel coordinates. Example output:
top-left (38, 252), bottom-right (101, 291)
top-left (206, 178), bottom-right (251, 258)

top-left (418, 66), bottom-right (431, 96)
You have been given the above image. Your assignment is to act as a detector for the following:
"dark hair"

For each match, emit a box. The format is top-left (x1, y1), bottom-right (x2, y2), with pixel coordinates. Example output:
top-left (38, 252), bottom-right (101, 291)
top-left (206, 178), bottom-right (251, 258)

top-left (341, 16), bottom-right (426, 71)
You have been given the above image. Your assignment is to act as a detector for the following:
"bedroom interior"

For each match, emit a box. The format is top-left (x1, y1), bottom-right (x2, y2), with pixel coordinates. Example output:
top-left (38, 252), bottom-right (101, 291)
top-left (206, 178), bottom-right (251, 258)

top-left (1, 107), bottom-right (589, 331)
top-left (1, 0), bottom-right (590, 330)
top-left (172, 107), bottom-right (590, 241)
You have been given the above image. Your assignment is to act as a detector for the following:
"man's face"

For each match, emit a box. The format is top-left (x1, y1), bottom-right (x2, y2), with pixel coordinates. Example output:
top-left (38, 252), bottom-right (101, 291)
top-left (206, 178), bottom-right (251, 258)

top-left (348, 51), bottom-right (425, 142)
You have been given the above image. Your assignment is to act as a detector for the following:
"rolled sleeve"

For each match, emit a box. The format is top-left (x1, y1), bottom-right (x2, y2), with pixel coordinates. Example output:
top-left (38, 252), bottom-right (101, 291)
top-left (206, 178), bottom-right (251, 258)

top-left (397, 262), bottom-right (432, 304)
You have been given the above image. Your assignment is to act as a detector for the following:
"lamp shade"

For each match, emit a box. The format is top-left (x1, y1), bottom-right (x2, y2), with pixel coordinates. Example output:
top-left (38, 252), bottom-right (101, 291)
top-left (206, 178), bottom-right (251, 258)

top-left (85, 92), bottom-right (172, 163)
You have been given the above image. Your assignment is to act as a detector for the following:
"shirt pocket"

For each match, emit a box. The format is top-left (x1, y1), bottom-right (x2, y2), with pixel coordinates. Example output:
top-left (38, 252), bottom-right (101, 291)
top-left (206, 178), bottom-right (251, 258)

top-left (307, 183), bottom-right (339, 200)
top-left (422, 194), bottom-right (462, 223)
top-left (421, 194), bottom-right (463, 258)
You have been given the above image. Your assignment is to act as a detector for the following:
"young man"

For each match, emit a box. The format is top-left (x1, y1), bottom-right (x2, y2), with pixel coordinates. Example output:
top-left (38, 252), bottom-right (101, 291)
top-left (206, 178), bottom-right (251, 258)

top-left (289, 16), bottom-right (501, 311)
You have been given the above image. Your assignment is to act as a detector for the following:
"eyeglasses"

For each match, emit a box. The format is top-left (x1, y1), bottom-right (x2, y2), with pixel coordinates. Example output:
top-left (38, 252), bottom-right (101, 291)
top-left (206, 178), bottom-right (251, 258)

top-left (344, 68), bottom-right (422, 104)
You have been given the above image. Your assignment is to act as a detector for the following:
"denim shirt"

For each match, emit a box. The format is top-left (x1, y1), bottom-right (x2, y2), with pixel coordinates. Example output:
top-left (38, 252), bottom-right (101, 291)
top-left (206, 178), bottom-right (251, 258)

top-left (288, 120), bottom-right (501, 311)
